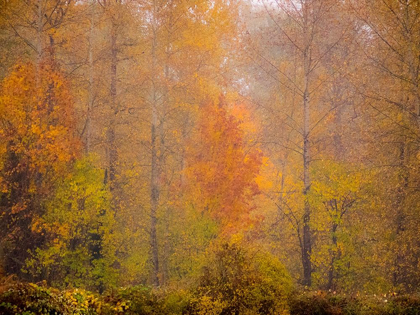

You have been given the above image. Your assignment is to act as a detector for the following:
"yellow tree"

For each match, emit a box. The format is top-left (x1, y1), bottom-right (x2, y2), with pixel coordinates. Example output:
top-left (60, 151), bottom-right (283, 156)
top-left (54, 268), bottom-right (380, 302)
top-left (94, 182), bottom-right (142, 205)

top-left (0, 60), bottom-right (80, 278)
top-left (247, 0), bottom-right (357, 286)
top-left (350, 0), bottom-right (420, 292)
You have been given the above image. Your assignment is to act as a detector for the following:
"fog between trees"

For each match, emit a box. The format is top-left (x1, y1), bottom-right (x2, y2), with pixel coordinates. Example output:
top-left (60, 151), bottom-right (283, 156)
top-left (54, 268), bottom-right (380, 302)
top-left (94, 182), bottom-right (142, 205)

top-left (0, 0), bottom-right (419, 295)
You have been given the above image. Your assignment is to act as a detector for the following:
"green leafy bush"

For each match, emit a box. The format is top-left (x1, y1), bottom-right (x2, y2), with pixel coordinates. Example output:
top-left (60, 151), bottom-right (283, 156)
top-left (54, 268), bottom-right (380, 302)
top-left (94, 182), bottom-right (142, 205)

top-left (189, 240), bottom-right (292, 314)
top-left (101, 286), bottom-right (160, 315)
top-left (3, 279), bottom-right (420, 315)
top-left (25, 157), bottom-right (117, 291)
top-left (101, 285), bottom-right (191, 315)
top-left (0, 281), bottom-right (191, 315)
top-left (288, 292), bottom-right (351, 315)
top-left (0, 282), bottom-right (100, 314)
top-left (288, 291), bottom-right (420, 315)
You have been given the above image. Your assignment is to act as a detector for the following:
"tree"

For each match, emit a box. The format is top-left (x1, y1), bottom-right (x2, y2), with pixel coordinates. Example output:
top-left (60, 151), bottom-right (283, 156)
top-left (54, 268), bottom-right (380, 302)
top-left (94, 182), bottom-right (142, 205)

top-left (26, 157), bottom-right (116, 290)
top-left (246, 0), bottom-right (356, 286)
top-left (349, 0), bottom-right (420, 292)
top-left (308, 160), bottom-right (365, 290)
top-left (132, 0), bottom-right (240, 286)
top-left (183, 98), bottom-right (263, 235)
top-left (0, 60), bottom-right (80, 278)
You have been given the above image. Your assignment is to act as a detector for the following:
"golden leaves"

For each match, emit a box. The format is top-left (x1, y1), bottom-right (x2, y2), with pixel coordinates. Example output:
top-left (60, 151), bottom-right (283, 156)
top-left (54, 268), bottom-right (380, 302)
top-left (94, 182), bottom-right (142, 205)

top-left (182, 99), bottom-right (263, 235)
top-left (0, 61), bottom-right (80, 178)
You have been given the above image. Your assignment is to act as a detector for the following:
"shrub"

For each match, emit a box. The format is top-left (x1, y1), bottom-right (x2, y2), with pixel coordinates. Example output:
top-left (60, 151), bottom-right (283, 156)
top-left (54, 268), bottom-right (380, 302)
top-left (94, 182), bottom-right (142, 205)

top-left (0, 282), bottom-right (100, 314)
top-left (101, 286), bottom-right (160, 315)
top-left (288, 292), bottom-right (351, 315)
top-left (0, 280), bottom-right (193, 315)
top-left (288, 292), bottom-right (420, 315)
top-left (101, 285), bottom-right (191, 315)
top-left (190, 240), bottom-right (292, 314)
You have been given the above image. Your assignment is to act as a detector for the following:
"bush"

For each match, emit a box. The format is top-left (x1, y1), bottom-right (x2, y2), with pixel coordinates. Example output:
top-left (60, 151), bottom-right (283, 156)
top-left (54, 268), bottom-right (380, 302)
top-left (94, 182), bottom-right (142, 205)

top-left (288, 292), bottom-right (351, 315)
top-left (0, 281), bottom-right (191, 315)
top-left (386, 295), bottom-right (420, 315)
top-left (189, 240), bottom-right (292, 315)
top-left (4, 278), bottom-right (420, 314)
top-left (101, 286), bottom-right (162, 315)
top-left (0, 282), bottom-right (100, 314)
top-left (101, 285), bottom-right (191, 315)
top-left (288, 291), bottom-right (420, 315)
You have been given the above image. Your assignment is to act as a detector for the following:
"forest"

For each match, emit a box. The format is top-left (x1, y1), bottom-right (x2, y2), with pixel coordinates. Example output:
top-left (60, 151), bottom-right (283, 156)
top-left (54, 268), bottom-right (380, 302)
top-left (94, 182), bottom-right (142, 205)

top-left (1, 0), bottom-right (420, 314)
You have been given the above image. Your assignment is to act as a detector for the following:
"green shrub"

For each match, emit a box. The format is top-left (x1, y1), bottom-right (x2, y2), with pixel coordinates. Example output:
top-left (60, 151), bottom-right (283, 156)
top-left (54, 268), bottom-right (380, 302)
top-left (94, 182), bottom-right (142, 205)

top-left (288, 292), bottom-right (420, 315)
top-left (386, 295), bottom-right (420, 315)
top-left (101, 286), bottom-right (160, 315)
top-left (189, 240), bottom-right (292, 314)
top-left (160, 289), bottom-right (192, 315)
top-left (4, 279), bottom-right (420, 315)
top-left (0, 282), bottom-right (100, 314)
top-left (288, 292), bottom-right (352, 315)
top-left (101, 285), bottom-right (191, 315)
top-left (0, 281), bottom-right (192, 315)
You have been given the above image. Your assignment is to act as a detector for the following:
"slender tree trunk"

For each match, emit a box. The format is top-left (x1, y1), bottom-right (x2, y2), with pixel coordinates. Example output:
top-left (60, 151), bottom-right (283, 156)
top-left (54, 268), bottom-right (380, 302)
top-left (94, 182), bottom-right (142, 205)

top-left (159, 5), bottom-right (175, 284)
top-left (108, 18), bottom-right (118, 201)
top-left (36, 0), bottom-right (43, 87)
top-left (149, 0), bottom-right (160, 286)
top-left (150, 102), bottom-right (160, 286)
top-left (328, 220), bottom-right (338, 290)
top-left (332, 86), bottom-right (345, 161)
top-left (302, 84), bottom-right (312, 287)
top-left (392, 139), bottom-right (408, 288)
top-left (302, 1), bottom-right (312, 286)
top-left (86, 0), bottom-right (95, 154)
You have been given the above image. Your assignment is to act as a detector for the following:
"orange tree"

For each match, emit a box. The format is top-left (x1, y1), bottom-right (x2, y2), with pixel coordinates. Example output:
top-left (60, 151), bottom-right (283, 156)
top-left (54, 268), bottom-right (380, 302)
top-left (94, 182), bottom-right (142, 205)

top-left (183, 97), bottom-right (263, 236)
top-left (0, 60), bottom-right (80, 278)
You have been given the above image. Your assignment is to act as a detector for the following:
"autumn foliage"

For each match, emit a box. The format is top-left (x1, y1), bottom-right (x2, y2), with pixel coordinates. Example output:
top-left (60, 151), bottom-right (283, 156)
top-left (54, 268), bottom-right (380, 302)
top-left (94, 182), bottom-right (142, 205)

top-left (0, 60), bottom-right (80, 276)
top-left (0, 60), bottom-right (79, 195)
top-left (2, 0), bottom-right (420, 303)
top-left (184, 98), bottom-right (263, 235)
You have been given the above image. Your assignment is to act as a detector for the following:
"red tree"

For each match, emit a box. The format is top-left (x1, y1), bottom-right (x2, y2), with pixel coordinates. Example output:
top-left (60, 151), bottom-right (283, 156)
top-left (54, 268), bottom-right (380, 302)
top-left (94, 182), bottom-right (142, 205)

top-left (184, 97), bottom-right (263, 235)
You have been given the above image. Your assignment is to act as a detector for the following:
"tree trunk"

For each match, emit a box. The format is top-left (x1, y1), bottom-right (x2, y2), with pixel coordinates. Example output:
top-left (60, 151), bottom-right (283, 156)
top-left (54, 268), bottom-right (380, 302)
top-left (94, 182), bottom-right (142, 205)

top-left (86, 0), bottom-right (95, 154)
top-left (302, 3), bottom-right (312, 285)
top-left (328, 221), bottom-right (338, 290)
top-left (302, 85), bottom-right (312, 286)
top-left (36, 0), bottom-right (43, 87)
top-left (150, 108), bottom-right (160, 286)
top-left (149, 0), bottom-right (160, 286)
top-left (108, 18), bottom-right (118, 204)
top-left (392, 140), bottom-right (408, 289)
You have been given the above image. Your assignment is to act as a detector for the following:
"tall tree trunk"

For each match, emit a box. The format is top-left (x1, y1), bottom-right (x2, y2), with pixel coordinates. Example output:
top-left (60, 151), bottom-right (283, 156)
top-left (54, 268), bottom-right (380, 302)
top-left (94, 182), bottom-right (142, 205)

top-left (302, 82), bottom-right (312, 286)
top-left (86, 0), bottom-right (96, 154)
top-left (149, 0), bottom-right (160, 286)
top-left (302, 1), bottom-right (312, 286)
top-left (392, 139), bottom-right (408, 289)
top-left (36, 0), bottom-right (43, 87)
top-left (150, 102), bottom-right (160, 286)
top-left (108, 17), bottom-right (118, 205)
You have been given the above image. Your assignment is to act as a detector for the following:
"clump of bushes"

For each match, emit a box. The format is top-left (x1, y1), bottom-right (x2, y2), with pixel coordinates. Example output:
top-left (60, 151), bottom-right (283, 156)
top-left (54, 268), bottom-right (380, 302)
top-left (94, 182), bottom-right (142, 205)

top-left (189, 239), bottom-right (293, 314)
top-left (288, 291), bottom-right (352, 315)
top-left (0, 281), bottom-right (101, 314)
top-left (0, 281), bottom-right (199, 315)
top-left (288, 291), bottom-right (420, 315)
top-left (0, 282), bottom-right (191, 315)
top-left (3, 266), bottom-right (420, 315)
top-left (101, 286), bottom-right (159, 315)
top-left (101, 285), bottom-right (190, 315)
